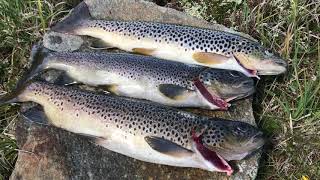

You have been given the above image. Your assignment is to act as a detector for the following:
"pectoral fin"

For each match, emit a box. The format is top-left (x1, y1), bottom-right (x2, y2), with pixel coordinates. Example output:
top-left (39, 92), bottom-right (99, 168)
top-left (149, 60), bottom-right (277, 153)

top-left (193, 52), bottom-right (229, 65)
top-left (145, 136), bottom-right (193, 158)
top-left (132, 48), bottom-right (156, 55)
top-left (158, 84), bottom-right (192, 100)
top-left (21, 105), bottom-right (49, 126)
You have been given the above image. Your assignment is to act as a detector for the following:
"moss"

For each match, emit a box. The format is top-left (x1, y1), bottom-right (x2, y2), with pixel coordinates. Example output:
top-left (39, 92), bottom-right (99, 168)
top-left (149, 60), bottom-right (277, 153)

top-left (179, 0), bottom-right (241, 23)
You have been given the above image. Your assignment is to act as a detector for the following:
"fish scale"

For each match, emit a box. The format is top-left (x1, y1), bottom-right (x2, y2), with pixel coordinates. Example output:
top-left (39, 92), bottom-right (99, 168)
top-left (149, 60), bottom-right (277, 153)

top-left (24, 81), bottom-right (260, 152)
top-left (34, 81), bottom-right (209, 147)
top-left (49, 52), bottom-right (201, 89)
top-left (90, 20), bottom-right (258, 55)
top-left (52, 2), bottom-right (287, 76)
top-left (2, 81), bottom-right (264, 174)
top-left (28, 49), bottom-right (254, 110)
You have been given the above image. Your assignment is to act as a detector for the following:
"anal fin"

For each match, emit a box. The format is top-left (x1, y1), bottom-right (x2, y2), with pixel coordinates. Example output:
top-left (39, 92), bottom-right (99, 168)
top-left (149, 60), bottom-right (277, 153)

top-left (132, 48), bottom-right (156, 55)
top-left (89, 39), bottom-right (116, 50)
top-left (158, 84), bottom-right (192, 101)
top-left (98, 84), bottom-right (120, 95)
top-left (55, 72), bottom-right (81, 86)
top-left (145, 136), bottom-right (193, 158)
top-left (21, 105), bottom-right (49, 126)
top-left (193, 52), bottom-right (229, 65)
top-left (79, 134), bottom-right (109, 149)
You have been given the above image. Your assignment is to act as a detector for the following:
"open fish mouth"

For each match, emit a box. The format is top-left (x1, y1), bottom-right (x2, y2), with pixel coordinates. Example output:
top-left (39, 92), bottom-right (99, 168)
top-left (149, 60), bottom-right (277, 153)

top-left (224, 87), bottom-right (256, 102)
top-left (192, 129), bottom-right (233, 175)
top-left (193, 78), bottom-right (230, 110)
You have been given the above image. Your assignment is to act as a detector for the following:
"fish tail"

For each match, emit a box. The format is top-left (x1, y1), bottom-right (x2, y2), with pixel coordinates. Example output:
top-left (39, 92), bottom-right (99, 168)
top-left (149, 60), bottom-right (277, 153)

top-left (1, 44), bottom-right (47, 106)
top-left (0, 91), bottom-right (18, 106)
top-left (16, 44), bottom-right (49, 89)
top-left (0, 81), bottom-right (30, 106)
top-left (51, 2), bottom-right (91, 34)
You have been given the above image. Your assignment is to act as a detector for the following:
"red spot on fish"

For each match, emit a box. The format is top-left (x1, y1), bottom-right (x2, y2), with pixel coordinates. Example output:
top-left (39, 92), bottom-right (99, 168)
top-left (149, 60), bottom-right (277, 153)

top-left (192, 129), bottom-right (233, 176)
top-left (193, 78), bottom-right (230, 110)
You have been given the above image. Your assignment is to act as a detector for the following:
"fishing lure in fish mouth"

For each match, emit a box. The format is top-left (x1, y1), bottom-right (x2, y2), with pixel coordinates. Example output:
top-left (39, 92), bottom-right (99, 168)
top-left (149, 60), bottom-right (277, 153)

top-left (51, 2), bottom-right (287, 77)
top-left (0, 81), bottom-right (265, 175)
top-left (23, 46), bottom-right (254, 110)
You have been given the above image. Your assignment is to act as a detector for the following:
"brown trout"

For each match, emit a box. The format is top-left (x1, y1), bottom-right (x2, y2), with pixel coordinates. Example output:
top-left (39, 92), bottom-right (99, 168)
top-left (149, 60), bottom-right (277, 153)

top-left (27, 46), bottom-right (254, 110)
top-left (52, 2), bottom-right (287, 77)
top-left (1, 81), bottom-right (264, 175)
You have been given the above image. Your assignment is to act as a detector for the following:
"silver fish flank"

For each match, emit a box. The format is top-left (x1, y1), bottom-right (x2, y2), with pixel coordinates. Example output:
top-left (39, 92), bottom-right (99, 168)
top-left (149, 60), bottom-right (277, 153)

top-left (52, 2), bottom-right (287, 77)
top-left (0, 81), bottom-right (265, 175)
top-left (27, 46), bottom-right (254, 110)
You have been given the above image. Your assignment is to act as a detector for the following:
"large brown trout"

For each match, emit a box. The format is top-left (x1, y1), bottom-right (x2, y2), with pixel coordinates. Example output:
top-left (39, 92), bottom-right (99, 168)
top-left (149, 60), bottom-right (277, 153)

top-left (1, 81), bottom-right (264, 175)
top-left (27, 46), bottom-right (254, 110)
top-left (52, 2), bottom-right (287, 77)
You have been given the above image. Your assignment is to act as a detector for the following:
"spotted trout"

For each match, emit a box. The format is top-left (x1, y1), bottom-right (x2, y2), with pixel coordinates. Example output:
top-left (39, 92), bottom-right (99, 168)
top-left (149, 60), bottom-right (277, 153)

top-left (52, 2), bottom-right (287, 77)
top-left (27, 46), bottom-right (254, 110)
top-left (1, 81), bottom-right (264, 175)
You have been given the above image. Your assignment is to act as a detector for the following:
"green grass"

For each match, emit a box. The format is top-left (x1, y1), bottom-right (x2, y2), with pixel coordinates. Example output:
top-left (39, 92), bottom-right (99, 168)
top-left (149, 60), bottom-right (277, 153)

top-left (0, 0), bottom-right (319, 179)
top-left (168, 0), bottom-right (320, 178)
top-left (224, 0), bottom-right (319, 179)
top-left (0, 0), bottom-right (70, 179)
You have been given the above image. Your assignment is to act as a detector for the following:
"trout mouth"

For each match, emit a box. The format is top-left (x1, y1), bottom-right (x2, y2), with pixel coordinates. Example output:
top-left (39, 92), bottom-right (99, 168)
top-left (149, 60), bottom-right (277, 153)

top-left (193, 78), bottom-right (230, 110)
top-left (192, 129), bottom-right (233, 176)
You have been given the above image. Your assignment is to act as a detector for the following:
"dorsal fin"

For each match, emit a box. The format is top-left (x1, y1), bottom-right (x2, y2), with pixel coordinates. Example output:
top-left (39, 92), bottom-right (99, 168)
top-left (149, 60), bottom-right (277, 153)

top-left (51, 2), bottom-right (92, 34)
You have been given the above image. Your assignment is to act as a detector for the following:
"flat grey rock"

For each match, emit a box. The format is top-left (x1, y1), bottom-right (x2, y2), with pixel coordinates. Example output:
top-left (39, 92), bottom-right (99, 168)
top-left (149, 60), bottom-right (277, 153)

top-left (11, 0), bottom-right (261, 180)
top-left (43, 32), bottom-right (83, 52)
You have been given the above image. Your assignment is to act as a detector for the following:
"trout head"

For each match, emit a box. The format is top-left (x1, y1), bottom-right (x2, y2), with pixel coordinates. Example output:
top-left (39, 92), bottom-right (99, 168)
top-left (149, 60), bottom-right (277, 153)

top-left (234, 44), bottom-right (287, 76)
top-left (199, 69), bottom-right (255, 102)
top-left (202, 120), bottom-right (265, 161)
top-left (190, 120), bottom-right (264, 175)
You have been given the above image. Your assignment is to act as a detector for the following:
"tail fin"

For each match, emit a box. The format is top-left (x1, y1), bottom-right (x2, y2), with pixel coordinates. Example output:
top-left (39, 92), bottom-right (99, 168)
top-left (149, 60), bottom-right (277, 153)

top-left (0, 81), bottom-right (31, 106)
top-left (51, 2), bottom-right (91, 34)
top-left (17, 45), bottom-right (49, 88)
top-left (0, 91), bottom-right (19, 106)
top-left (1, 44), bottom-right (47, 106)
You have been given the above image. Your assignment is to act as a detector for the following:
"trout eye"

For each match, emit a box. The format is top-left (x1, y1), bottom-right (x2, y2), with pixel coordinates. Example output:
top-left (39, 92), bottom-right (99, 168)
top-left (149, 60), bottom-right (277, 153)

top-left (236, 126), bottom-right (248, 133)
top-left (234, 126), bottom-right (249, 137)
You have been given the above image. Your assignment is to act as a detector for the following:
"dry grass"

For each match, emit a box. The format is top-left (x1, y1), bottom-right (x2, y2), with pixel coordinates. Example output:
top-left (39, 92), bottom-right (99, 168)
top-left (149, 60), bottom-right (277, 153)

top-left (0, 0), bottom-right (319, 179)
top-left (0, 0), bottom-right (70, 179)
